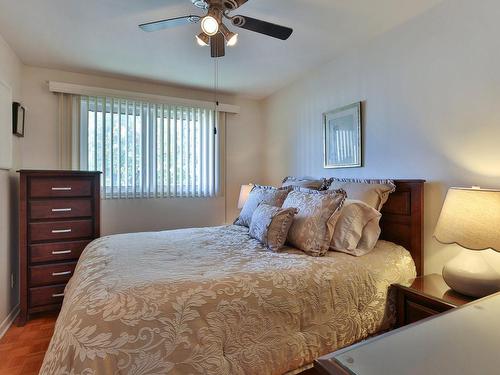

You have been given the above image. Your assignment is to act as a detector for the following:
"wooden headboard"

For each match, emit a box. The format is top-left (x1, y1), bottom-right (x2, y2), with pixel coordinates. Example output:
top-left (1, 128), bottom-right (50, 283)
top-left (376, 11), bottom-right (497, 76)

top-left (380, 180), bottom-right (425, 276)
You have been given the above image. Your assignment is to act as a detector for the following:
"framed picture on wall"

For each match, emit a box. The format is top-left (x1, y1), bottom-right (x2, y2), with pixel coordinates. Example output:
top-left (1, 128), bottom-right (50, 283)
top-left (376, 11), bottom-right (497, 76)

top-left (12, 102), bottom-right (25, 137)
top-left (323, 102), bottom-right (362, 169)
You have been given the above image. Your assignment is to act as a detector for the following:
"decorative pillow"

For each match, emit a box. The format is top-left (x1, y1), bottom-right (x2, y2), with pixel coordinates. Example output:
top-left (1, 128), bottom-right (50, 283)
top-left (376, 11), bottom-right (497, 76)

top-left (282, 188), bottom-right (346, 256)
top-left (235, 185), bottom-right (291, 227)
top-left (357, 218), bottom-right (382, 255)
top-left (330, 199), bottom-right (382, 256)
top-left (327, 178), bottom-right (396, 210)
top-left (282, 176), bottom-right (331, 191)
top-left (249, 204), bottom-right (298, 252)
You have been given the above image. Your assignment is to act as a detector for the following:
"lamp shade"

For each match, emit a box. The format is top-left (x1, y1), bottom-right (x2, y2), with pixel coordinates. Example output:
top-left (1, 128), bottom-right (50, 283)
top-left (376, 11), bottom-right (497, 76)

top-left (237, 184), bottom-right (254, 209)
top-left (434, 187), bottom-right (500, 252)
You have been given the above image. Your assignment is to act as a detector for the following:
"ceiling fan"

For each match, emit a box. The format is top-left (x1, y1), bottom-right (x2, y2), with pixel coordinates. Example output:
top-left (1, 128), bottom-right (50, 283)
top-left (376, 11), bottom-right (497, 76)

top-left (139, 0), bottom-right (293, 58)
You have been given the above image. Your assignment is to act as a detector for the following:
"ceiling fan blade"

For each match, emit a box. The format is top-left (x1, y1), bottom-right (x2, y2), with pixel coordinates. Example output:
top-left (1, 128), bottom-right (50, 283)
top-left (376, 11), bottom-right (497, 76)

top-left (223, 0), bottom-right (248, 10)
top-left (139, 15), bottom-right (200, 32)
top-left (210, 33), bottom-right (225, 58)
top-left (231, 15), bottom-right (293, 40)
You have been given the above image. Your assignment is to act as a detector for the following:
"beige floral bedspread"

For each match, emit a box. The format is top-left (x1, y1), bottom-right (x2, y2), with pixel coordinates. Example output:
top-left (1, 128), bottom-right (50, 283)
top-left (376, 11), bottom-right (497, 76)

top-left (40, 225), bottom-right (415, 375)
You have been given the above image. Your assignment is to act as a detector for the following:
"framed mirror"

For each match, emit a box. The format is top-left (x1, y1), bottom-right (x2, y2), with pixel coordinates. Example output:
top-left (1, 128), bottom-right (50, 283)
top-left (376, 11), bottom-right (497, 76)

top-left (323, 102), bottom-right (362, 169)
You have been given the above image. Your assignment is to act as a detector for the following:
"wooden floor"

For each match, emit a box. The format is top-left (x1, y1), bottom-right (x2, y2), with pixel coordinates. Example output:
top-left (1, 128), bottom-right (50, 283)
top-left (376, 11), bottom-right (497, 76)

top-left (0, 314), bottom-right (57, 375)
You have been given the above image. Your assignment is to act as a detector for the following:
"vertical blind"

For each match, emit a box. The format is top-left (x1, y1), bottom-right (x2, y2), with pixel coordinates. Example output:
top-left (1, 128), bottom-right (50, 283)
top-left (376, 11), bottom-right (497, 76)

top-left (79, 96), bottom-right (220, 199)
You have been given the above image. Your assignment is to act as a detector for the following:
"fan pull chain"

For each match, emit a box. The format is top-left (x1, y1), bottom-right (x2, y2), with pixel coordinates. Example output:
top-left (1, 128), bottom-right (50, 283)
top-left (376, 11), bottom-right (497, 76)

top-left (213, 57), bottom-right (219, 136)
top-left (214, 57), bottom-right (219, 108)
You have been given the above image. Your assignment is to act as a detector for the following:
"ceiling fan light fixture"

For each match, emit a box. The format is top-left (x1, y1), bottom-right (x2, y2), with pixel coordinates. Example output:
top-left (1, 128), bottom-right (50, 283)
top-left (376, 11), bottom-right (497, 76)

top-left (201, 15), bottom-right (219, 36)
top-left (196, 32), bottom-right (209, 46)
top-left (227, 33), bottom-right (238, 47)
top-left (140, 0), bottom-right (293, 58)
top-left (219, 23), bottom-right (238, 47)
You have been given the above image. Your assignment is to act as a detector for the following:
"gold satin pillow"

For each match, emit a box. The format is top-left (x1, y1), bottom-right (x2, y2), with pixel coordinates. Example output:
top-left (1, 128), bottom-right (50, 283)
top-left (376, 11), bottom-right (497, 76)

top-left (327, 179), bottom-right (395, 210)
top-left (330, 199), bottom-right (382, 256)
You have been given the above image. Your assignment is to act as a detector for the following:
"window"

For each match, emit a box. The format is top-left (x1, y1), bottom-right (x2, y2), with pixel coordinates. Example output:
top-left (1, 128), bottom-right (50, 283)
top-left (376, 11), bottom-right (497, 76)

top-left (79, 96), bottom-right (220, 199)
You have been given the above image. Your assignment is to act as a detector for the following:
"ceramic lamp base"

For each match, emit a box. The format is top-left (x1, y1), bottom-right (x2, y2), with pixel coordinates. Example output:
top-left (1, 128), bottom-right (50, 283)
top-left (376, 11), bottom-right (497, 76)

top-left (443, 248), bottom-right (500, 298)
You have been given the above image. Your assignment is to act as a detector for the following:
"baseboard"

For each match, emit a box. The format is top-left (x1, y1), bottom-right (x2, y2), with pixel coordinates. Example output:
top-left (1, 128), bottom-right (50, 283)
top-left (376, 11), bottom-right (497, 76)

top-left (0, 305), bottom-right (19, 339)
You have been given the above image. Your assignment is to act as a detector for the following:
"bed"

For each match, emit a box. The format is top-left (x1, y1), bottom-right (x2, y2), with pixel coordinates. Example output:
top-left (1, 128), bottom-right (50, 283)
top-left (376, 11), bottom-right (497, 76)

top-left (40, 180), bottom-right (424, 375)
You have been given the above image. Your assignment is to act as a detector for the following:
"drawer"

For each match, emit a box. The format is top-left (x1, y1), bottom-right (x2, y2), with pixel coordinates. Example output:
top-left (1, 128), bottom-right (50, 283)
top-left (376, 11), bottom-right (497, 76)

top-left (30, 177), bottom-right (93, 198)
top-left (29, 262), bottom-right (77, 287)
top-left (405, 300), bottom-right (440, 324)
top-left (29, 284), bottom-right (66, 308)
top-left (397, 288), bottom-right (455, 327)
top-left (30, 199), bottom-right (92, 220)
top-left (30, 240), bottom-right (90, 264)
top-left (29, 219), bottom-right (93, 242)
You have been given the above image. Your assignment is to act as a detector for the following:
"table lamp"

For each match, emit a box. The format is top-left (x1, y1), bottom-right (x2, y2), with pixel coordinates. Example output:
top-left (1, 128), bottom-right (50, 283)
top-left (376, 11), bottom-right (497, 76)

top-left (237, 184), bottom-right (253, 209)
top-left (434, 187), bottom-right (500, 297)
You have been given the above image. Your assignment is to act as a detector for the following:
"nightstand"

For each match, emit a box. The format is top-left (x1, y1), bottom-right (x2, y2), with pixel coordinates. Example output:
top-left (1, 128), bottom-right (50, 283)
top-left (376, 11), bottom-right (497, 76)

top-left (393, 273), bottom-right (476, 328)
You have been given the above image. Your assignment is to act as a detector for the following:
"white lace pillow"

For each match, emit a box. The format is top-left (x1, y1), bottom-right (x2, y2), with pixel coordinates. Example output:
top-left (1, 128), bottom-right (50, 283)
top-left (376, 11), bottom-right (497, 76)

top-left (249, 204), bottom-right (298, 252)
top-left (282, 188), bottom-right (346, 256)
top-left (330, 199), bottom-right (382, 256)
top-left (235, 185), bottom-right (291, 227)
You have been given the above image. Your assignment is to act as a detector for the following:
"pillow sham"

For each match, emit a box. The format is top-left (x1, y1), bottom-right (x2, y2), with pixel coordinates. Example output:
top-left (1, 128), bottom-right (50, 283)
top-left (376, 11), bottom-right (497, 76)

top-left (327, 178), bottom-right (396, 210)
top-left (330, 199), bottom-right (382, 256)
top-left (235, 185), bottom-right (291, 227)
top-left (249, 204), bottom-right (298, 252)
top-left (282, 188), bottom-right (346, 257)
top-left (282, 176), bottom-right (331, 191)
top-left (356, 217), bottom-right (382, 255)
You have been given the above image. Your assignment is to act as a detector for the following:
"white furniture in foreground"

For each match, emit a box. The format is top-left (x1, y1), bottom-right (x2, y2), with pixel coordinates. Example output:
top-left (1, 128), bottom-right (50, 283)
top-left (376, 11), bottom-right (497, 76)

top-left (316, 292), bottom-right (500, 375)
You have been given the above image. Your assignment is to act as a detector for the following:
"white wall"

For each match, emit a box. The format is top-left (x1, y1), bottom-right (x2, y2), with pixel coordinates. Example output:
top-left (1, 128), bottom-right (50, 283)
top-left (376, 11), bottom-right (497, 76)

top-left (0, 33), bottom-right (22, 332)
top-left (263, 0), bottom-right (500, 274)
top-left (20, 66), bottom-right (264, 235)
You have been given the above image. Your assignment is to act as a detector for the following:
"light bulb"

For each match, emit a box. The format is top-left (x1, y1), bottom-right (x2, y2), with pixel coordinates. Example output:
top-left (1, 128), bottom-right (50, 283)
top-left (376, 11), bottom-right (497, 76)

top-left (227, 33), bottom-right (238, 47)
top-left (201, 15), bottom-right (219, 36)
top-left (196, 33), bottom-right (209, 46)
top-left (219, 23), bottom-right (238, 47)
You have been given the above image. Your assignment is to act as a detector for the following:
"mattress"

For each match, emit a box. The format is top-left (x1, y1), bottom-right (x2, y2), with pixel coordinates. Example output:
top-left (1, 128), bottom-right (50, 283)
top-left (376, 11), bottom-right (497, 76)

top-left (40, 225), bottom-right (416, 375)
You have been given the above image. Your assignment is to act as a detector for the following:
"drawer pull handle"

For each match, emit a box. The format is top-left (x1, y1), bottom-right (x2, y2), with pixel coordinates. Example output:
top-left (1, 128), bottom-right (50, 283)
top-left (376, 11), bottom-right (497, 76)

top-left (51, 229), bottom-right (72, 234)
top-left (52, 187), bottom-right (72, 191)
top-left (52, 271), bottom-right (72, 276)
top-left (52, 293), bottom-right (65, 298)
top-left (52, 250), bottom-right (72, 255)
top-left (52, 208), bottom-right (72, 212)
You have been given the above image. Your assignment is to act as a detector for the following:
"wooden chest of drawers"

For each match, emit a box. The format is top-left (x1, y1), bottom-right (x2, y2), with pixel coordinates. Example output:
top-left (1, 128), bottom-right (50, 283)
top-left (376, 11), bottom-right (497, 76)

top-left (18, 170), bottom-right (101, 325)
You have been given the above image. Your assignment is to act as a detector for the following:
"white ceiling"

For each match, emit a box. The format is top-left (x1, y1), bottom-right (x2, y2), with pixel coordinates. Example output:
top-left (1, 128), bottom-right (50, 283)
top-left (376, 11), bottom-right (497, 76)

top-left (0, 0), bottom-right (443, 98)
